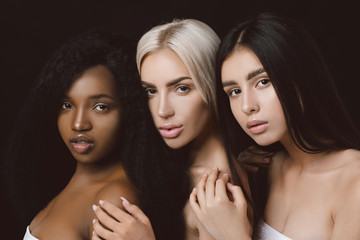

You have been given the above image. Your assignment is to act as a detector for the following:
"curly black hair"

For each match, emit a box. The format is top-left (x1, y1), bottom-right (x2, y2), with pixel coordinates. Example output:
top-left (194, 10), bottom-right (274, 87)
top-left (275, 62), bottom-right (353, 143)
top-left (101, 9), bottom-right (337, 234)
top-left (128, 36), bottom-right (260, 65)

top-left (2, 29), bottom-right (187, 240)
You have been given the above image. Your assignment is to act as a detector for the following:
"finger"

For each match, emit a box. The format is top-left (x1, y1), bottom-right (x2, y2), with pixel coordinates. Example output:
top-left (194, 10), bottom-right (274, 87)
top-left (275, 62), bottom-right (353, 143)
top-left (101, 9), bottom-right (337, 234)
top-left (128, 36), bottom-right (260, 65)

top-left (266, 152), bottom-right (275, 157)
top-left (244, 155), bottom-right (269, 164)
top-left (243, 165), bottom-right (259, 172)
top-left (246, 146), bottom-right (268, 155)
top-left (120, 197), bottom-right (151, 225)
top-left (205, 167), bottom-right (219, 201)
top-left (196, 172), bottom-right (208, 209)
top-left (93, 218), bottom-right (115, 240)
top-left (219, 172), bottom-right (230, 183)
top-left (98, 200), bottom-right (133, 222)
top-left (215, 174), bottom-right (228, 199)
top-left (93, 204), bottom-right (119, 231)
top-left (263, 157), bottom-right (272, 163)
top-left (92, 230), bottom-right (102, 240)
top-left (189, 188), bottom-right (202, 216)
top-left (226, 183), bottom-right (246, 208)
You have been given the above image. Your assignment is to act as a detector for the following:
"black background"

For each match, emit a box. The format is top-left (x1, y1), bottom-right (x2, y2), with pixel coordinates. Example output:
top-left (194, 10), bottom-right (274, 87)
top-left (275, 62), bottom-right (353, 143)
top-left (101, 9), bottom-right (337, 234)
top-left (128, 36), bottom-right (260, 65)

top-left (1, 0), bottom-right (358, 237)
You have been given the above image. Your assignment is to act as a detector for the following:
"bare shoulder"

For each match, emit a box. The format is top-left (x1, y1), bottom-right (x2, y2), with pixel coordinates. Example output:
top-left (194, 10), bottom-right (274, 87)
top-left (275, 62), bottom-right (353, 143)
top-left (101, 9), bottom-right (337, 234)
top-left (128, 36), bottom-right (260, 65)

top-left (94, 179), bottom-right (139, 206)
top-left (331, 149), bottom-right (360, 238)
top-left (334, 149), bottom-right (360, 180)
top-left (333, 149), bottom-right (360, 206)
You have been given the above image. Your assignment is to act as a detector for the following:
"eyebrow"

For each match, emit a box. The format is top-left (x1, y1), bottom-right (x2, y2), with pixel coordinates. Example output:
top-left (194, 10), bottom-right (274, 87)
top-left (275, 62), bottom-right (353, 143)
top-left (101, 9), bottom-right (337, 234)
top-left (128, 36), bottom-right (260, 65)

top-left (222, 67), bottom-right (266, 88)
top-left (247, 67), bottom-right (266, 80)
top-left (141, 76), bottom-right (192, 88)
top-left (222, 80), bottom-right (238, 88)
top-left (89, 94), bottom-right (114, 100)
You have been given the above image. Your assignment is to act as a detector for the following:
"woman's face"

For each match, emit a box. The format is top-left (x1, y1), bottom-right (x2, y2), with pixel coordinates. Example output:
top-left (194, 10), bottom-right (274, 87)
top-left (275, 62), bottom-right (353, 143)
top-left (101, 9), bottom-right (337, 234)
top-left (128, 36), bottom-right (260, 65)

top-left (57, 65), bottom-right (121, 163)
top-left (221, 47), bottom-right (288, 146)
top-left (140, 48), bottom-right (210, 149)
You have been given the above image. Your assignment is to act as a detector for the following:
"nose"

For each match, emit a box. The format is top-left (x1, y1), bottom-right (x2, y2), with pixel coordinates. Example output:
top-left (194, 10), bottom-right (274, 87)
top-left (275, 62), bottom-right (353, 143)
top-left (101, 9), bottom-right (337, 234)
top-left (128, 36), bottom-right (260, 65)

top-left (241, 90), bottom-right (259, 115)
top-left (71, 108), bottom-right (92, 132)
top-left (157, 91), bottom-right (175, 119)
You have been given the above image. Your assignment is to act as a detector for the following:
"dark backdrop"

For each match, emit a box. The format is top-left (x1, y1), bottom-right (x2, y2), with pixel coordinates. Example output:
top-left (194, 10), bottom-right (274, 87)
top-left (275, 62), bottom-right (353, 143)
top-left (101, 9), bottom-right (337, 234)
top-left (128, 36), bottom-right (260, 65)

top-left (1, 0), bottom-right (358, 238)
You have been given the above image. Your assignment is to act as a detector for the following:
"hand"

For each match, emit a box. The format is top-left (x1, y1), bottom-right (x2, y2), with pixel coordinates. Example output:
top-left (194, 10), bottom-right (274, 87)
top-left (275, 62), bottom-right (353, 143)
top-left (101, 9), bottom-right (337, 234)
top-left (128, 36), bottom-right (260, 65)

top-left (237, 145), bottom-right (274, 172)
top-left (189, 168), bottom-right (252, 240)
top-left (92, 197), bottom-right (156, 240)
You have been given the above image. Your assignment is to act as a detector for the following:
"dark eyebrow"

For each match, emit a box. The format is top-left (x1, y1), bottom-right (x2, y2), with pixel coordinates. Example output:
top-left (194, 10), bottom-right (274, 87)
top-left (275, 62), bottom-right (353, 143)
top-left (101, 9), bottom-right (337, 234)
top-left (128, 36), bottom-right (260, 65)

top-left (141, 76), bottom-right (192, 88)
top-left (166, 77), bottom-right (192, 87)
top-left (89, 94), bottom-right (114, 100)
top-left (222, 80), bottom-right (238, 88)
top-left (141, 81), bottom-right (155, 88)
top-left (247, 67), bottom-right (266, 80)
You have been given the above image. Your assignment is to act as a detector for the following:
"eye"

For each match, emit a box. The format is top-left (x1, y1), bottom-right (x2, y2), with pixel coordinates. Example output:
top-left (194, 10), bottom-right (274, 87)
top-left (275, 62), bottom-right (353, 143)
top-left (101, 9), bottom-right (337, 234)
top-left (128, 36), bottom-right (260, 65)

top-left (257, 79), bottom-right (270, 88)
top-left (228, 88), bottom-right (241, 97)
top-left (61, 102), bottom-right (72, 110)
top-left (176, 85), bottom-right (190, 94)
top-left (145, 88), bottom-right (157, 96)
top-left (94, 104), bottom-right (109, 111)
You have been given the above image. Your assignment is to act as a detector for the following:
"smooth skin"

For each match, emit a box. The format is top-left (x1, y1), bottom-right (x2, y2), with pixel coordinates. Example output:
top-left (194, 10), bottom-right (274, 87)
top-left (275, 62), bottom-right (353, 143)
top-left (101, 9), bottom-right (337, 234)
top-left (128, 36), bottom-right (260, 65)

top-left (28, 65), bottom-right (139, 240)
top-left (190, 46), bottom-right (360, 240)
top-left (92, 49), bottom-right (257, 240)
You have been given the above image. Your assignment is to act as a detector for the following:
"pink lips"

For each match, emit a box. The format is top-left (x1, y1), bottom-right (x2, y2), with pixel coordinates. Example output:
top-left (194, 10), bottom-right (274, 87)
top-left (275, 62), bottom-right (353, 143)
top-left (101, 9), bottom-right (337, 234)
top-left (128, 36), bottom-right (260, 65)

top-left (246, 120), bottom-right (268, 134)
top-left (70, 135), bottom-right (94, 154)
top-left (159, 125), bottom-right (184, 139)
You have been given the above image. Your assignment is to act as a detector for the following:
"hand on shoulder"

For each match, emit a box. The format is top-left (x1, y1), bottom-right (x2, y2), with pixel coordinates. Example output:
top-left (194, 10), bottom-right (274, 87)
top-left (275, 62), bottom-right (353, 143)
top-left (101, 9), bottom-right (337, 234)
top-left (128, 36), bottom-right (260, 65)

top-left (91, 181), bottom-right (155, 240)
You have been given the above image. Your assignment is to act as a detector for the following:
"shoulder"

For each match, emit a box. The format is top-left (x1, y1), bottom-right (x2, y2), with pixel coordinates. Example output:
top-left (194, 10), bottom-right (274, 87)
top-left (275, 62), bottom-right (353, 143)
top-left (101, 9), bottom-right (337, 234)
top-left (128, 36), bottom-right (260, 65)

top-left (94, 180), bottom-right (139, 207)
top-left (331, 150), bottom-right (360, 237)
top-left (337, 149), bottom-right (360, 191)
top-left (333, 149), bottom-right (360, 211)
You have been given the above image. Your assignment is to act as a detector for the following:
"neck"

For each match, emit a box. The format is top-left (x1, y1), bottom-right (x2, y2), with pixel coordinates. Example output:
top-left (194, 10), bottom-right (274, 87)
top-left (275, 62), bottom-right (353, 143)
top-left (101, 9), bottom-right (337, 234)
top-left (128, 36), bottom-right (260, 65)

top-left (71, 160), bottom-right (125, 186)
top-left (189, 123), bottom-right (228, 171)
top-left (280, 134), bottom-right (329, 171)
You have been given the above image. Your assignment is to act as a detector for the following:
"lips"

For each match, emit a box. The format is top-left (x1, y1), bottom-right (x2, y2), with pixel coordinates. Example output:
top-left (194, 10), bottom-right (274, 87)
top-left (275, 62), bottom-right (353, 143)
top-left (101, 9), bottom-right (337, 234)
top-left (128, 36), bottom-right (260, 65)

top-left (158, 124), bottom-right (184, 139)
top-left (246, 120), bottom-right (268, 134)
top-left (70, 135), bottom-right (94, 154)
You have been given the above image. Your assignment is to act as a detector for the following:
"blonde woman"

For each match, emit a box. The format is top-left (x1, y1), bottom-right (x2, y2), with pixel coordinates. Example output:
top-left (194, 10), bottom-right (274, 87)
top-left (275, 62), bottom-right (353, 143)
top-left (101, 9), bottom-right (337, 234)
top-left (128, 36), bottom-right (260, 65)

top-left (91, 19), bottom-right (266, 240)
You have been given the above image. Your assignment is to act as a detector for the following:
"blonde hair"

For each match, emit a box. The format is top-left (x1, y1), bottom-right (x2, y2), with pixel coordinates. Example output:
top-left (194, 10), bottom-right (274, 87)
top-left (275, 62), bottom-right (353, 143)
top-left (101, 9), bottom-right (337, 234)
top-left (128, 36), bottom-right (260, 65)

top-left (137, 19), bottom-right (220, 116)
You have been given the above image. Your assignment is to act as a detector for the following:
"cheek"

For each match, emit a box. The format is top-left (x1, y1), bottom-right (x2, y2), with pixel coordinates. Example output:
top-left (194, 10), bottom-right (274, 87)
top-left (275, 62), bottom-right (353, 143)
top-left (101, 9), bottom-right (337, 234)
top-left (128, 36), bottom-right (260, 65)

top-left (98, 114), bottom-right (121, 142)
top-left (271, 101), bottom-right (287, 132)
top-left (181, 95), bottom-right (208, 125)
top-left (57, 114), bottom-right (70, 141)
top-left (230, 100), bottom-right (246, 128)
top-left (147, 99), bottom-right (157, 121)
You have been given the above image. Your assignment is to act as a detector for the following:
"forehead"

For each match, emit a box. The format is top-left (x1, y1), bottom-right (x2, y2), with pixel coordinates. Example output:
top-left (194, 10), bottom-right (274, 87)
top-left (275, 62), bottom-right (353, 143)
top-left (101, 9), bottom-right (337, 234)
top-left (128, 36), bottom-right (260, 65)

top-left (67, 65), bottom-right (116, 97)
top-left (221, 47), bottom-right (263, 81)
top-left (140, 48), bottom-right (190, 85)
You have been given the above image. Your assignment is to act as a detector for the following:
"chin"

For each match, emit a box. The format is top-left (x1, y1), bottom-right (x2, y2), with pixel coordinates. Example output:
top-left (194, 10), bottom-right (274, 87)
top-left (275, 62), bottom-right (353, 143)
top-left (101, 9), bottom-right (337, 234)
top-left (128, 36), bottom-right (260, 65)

top-left (253, 137), bottom-right (278, 147)
top-left (165, 141), bottom-right (186, 150)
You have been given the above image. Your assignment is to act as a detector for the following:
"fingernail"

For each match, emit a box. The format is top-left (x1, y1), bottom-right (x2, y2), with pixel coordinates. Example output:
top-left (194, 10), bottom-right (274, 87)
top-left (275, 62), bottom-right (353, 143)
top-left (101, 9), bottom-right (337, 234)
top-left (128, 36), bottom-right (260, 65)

top-left (223, 173), bottom-right (229, 177)
top-left (92, 230), bottom-right (95, 235)
top-left (202, 172), bottom-right (207, 178)
top-left (212, 167), bottom-right (218, 171)
top-left (92, 204), bottom-right (97, 211)
top-left (92, 218), bottom-right (96, 224)
top-left (99, 200), bottom-right (104, 205)
top-left (192, 187), bottom-right (196, 192)
top-left (264, 157), bottom-right (271, 163)
top-left (227, 182), bottom-right (233, 187)
top-left (120, 196), bottom-right (130, 205)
